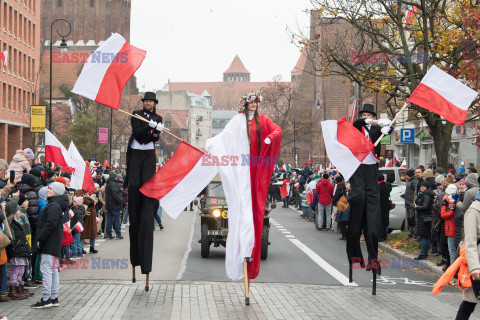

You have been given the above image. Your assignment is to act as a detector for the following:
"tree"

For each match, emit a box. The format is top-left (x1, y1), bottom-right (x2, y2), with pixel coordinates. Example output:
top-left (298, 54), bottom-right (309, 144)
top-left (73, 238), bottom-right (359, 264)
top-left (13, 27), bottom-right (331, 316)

top-left (291, 0), bottom-right (480, 168)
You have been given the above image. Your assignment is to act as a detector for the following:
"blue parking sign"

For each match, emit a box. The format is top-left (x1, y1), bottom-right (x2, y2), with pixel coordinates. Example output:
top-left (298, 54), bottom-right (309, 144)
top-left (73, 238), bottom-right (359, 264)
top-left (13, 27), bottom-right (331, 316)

top-left (400, 128), bottom-right (415, 143)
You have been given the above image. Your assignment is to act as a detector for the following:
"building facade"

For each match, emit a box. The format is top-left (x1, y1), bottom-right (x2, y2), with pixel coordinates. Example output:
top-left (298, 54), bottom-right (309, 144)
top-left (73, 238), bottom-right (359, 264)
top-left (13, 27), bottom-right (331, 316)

top-left (0, 0), bottom-right (40, 161)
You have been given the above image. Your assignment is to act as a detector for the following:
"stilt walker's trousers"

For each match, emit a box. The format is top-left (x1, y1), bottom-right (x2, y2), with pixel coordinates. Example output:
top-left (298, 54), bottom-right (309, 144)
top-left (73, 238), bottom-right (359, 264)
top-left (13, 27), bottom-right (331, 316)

top-left (346, 163), bottom-right (381, 268)
top-left (128, 149), bottom-right (156, 274)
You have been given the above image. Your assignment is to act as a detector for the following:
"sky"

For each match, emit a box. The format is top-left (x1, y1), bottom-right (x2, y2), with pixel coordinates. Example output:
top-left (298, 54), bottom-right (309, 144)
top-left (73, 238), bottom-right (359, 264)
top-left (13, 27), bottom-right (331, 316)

top-left (130, 0), bottom-right (312, 92)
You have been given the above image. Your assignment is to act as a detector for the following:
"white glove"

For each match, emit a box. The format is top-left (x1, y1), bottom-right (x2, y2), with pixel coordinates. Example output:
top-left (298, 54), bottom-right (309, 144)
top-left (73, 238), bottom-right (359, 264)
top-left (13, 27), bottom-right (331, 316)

top-left (156, 122), bottom-right (164, 132)
top-left (381, 127), bottom-right (391, 135)
top-left (264, 137), bottom-right (271, 145)
top-left (149, 120), bottom-right (157, 128)
top-left (378, 119), bottom-right (392, 126)
top-left (364, 119), bottom-right (373, 124)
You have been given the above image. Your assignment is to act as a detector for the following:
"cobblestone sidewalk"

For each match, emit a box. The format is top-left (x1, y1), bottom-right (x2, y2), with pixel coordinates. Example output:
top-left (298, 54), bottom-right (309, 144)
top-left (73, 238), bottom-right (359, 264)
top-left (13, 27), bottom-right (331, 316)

top-left (2, 280), bottom-right (479, 320)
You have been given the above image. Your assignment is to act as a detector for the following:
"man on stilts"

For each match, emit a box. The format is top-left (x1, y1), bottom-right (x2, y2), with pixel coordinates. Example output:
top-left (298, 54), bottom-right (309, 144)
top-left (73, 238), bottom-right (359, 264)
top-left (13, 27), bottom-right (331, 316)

top-left (125, 92), bottom-right (164, 291)
top-left (348, 103), bottom-right (393, 295)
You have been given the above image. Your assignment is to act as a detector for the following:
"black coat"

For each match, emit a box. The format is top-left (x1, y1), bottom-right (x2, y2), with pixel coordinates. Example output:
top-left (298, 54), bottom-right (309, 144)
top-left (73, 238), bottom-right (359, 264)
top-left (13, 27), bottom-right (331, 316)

top-left (36, 195), bottom-right (69, 257)
top-left (415, 189), bottom-right (434, 237)
top-left (17, 183), bottom-right (39, 236)
top-left (332, 182), bottom-right (345, 206)
top-left (125, 108), bottom-right (163, 187)
top-left (70, 205), bottom-right (85, 234)
top-left (378, 181), bottom-right (392, 215)
top-left (353, 119), bottom-right (393, 158)
top-left (10, 219), bottom-right (31, 258)
top-left (105, 180), bottom-right (123, 210)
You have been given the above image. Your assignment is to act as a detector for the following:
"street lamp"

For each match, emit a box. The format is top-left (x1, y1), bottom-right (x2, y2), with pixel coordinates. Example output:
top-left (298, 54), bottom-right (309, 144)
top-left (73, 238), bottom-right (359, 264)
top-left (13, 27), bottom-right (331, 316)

top-left (49, 18), bottom-right (71, 132)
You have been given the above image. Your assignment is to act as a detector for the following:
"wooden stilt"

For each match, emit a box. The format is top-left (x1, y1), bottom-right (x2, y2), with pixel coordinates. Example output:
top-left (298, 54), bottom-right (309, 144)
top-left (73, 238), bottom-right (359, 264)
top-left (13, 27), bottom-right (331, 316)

top-left (145, 273), bottom-right (150, 292)
top-left (372, 271), bottom-right (377, 295)
top-left (132, 267), bottom-right (136, 283)
top-left (349, 264), bottom-right (353, 283)
top-left (243, 258), bottom-right (250, 305)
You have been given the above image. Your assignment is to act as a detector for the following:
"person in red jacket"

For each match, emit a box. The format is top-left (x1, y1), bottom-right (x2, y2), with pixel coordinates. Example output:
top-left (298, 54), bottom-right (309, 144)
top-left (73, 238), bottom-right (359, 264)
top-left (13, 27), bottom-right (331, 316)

top-left (441, 184), bottom-right (459, 267)
top-left (313, 173), bottom-right (335, 230)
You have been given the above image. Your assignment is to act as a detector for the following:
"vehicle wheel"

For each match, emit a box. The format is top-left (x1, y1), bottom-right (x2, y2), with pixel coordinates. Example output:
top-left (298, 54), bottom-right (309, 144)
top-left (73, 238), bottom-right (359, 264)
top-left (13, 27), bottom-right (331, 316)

top-left (261, 226), bottom-right (269, 260)
top-left (201, 224), bottom-right (210, 258)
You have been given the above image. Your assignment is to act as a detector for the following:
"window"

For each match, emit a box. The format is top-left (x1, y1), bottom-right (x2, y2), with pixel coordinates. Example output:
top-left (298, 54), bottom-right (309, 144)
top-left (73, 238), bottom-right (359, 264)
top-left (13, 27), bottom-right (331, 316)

top-left (57, 0), bottom-right (62, 7)
top-left (165, 121), bottom-right (171, 128)
top-left (90, 0), bottom-right (94, 7)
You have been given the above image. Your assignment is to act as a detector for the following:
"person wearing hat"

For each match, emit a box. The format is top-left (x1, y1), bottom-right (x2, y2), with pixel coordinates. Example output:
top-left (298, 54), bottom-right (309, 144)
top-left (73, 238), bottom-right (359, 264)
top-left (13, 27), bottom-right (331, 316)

top-left (125, 92), bottom-right (163, 281)
top-left (403, 169), bottom-right (416, 237)
top-left (347, 104), bottom-right (394, 281)
top-left (414, 181), bottom-right (435, 260)
top-left (441, 183), bottom-right (459, 267)
top-left (31, 182), bottom-right (69, 309)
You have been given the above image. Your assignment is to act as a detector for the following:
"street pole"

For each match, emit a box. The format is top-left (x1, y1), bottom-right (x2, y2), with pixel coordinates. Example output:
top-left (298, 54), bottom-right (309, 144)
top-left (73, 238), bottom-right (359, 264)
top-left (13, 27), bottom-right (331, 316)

top-left (49, 19), bottom-right (71, 132)
top-left (109, 107), bottom-right (113, 165)
top-left (294, 117), bottom-right (297, 168)
top-left (323, 92), bottom-right (327, 166)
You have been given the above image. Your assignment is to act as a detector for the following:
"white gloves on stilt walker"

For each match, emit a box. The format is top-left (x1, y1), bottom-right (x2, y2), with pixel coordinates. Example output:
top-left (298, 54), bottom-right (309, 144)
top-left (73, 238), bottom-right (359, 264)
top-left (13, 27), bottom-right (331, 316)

top-left (148, 120), bottom-right (164, 132)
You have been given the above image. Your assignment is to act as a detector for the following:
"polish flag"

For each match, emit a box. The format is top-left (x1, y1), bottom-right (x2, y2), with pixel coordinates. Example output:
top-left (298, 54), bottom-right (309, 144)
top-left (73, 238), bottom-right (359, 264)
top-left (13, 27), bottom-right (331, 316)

top-left (72, 33), bottom-right (147, 109)
top-left (281, 164), bottom-right (287, 171)
top-left (68, 142), bottom-right (95, 193)
top-left (104, 159), bottom-right (110, 168)
top-left (140, 141), bottom-right (217, 219)
top-left (0, 50), bottom-right (7, 67)
top-left (400, 159), bottom-right (407, 168)
top-left (294, 182), bottom-right (300, 189)
top-left (385, 158), bottom-right (393, 168)
top-left (68, 209), bottom-right (74, 219)
top-left (45, 129), bottom-right (74, 171)
top-left (63, 221), bottom-right (70, 233)
top-left (73, 222), bottom-right (84, 233)
top-left (279, 180), bottom-right (291, 199)
top-left (393, 153), bottom-right (399, 165)
top-left (321, 117), bottom-right (375, 181)
top-left (407, 65), bottom-right (478, 125)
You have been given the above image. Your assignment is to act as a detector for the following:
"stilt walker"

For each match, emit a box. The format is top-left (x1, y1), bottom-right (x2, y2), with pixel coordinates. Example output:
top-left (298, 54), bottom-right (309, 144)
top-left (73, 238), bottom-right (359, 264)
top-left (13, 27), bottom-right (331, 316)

top-left (125, 92), bottom-right (164, 291)
top-left (348, 103), bottom-right (393, 295)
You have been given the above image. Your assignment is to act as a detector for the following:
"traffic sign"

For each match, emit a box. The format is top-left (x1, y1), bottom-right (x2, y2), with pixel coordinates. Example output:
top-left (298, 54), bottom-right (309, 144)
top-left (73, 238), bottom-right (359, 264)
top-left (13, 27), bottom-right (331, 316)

top-left (400, 128), bottom-right (415, 143)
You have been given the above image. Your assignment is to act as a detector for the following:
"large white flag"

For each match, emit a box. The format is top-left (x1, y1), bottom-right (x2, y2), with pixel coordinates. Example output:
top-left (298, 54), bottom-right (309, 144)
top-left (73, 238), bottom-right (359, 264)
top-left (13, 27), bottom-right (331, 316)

top-left (68, 142), bottom-right (95, 193)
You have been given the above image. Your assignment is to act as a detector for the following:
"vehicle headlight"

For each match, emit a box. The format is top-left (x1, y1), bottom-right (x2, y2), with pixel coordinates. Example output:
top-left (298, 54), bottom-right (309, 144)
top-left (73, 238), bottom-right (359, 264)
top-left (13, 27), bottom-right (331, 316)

top-left (212, 209), bottom-right (221, 218)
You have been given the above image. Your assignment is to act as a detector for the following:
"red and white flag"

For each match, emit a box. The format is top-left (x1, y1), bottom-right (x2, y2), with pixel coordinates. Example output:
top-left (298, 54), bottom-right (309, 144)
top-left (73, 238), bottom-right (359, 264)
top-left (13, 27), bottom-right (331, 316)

top-left (385, 158), bottom-right (393, 168)
top-left (63, 221), bottom-right (70, 233)
top-left (45, 129), bottom-right (74, 171)
top-left (294, 182), bottom-right (300, 189)
top-left (68, 209), bottom-right (74, 219)
top-left (279, 180), bottom-right (291, 199)
top-left (393, 153), bottom-right (399, 165)
top-left (321, 117), bottom-right (375, 181)
top-left (68, 142), bottom-right (95, 193)
top-left (140, 141), bottom-right (217, 219)
top-left (408, 65), bottom-right (478, 125)
top-left (280, 164), bottom-right (287, 171)
top-left (0, 50), bottom-right (7, 67)
top-left (72, 33), bottom-right (146, 109)
top-left (104, 159), bottom-right (110, 168)
top-left (73, 222), bottom-right (84, 233)
top-left (400, 159), bottom-right (407, 168)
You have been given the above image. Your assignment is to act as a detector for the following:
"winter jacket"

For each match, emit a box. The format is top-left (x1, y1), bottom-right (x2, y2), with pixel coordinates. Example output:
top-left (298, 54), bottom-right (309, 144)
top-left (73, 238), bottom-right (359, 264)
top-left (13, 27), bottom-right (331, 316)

top-left (461, 199), bottom-right (480, 303)
top-left (403, 179), bottom-right (415, 208)
top-left (378, 180), bottom-right (392, 215)
top-left (105, 180), bottom-right (123, 210)
top-left (7, 150), bottom-right (31, 180)
top-left (36, 195), bottom-right (69, 257)
top-left (9, 218), bottom-right (31, 259)
top-left (38, 198), bottom-right (48, 215)
top-left (332, 182), bottom-right (345, 206)
top-left (441, 200), bottom-right (456, 238)
top-left (314, 179), bottom-right (334, 205)
top-left (456, 173), bottom-right (480, 213)
top-left (70, 205), bottom-right (85, 234)
top-left (415, 189), bottom-right (434, 237)
top-left (17, 182), bottom-right (39, 238)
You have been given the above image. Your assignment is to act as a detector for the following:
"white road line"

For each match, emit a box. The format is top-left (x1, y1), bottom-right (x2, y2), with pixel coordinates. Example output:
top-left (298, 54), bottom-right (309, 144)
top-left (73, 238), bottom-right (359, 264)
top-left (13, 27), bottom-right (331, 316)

top-left (176, 207), bottom-right (197, 280)
top-left (276, 226), bottom-right (284, 229)
top-left (289, 238), bottom-right (358, 287)
top-left (281, 231), bottom-right (291, 234)
top-left (286, 235), bottom-right (295, 238)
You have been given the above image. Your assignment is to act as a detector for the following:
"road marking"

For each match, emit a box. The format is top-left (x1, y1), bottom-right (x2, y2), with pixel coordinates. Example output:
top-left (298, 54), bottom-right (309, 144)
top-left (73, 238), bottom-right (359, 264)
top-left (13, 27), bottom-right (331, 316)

top-left (289, 238), bottom-right (358, 287)
top-left (279, 228), bottom-right (287, 231)
top-left (176, 207), bottom-right (197, 280)
top-left (281, 231), bottom-right (291, 234)
top-left (286, 235), bottom-right (295, 239)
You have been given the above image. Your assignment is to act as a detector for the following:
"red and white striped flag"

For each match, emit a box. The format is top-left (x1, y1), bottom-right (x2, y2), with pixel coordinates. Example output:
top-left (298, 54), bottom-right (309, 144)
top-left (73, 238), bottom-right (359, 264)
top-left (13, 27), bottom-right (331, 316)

top-left (63, 221), bottom-right (70, 233)
top-left (407, 65), bottom-right (478, 125)
top-left (73, 222), bottom-right (84, 233)
top-left (393, 153), bottom-right (399, 165)
top-left (72, 33), bottom-right (146, 109)
top-left (45, 129), bottom-right (74, 172)
top-left (0, 50), bottom-right (7, 67)
top-left (68, 209), bottom-right (74, 219)
top-left (400, 159), bottom-right (407, 168)
top-left (294, 182), bottom-right (300, 189)
top-left (68, 142), bottom-right (95, 193)
top-left (321, 117), bottom-right (375, 181)
top-left (385, 158), bottom-right (393, 168)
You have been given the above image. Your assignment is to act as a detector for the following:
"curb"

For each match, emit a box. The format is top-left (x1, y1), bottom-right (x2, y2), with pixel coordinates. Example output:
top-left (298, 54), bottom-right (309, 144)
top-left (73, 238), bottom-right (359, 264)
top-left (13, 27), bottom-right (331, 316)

top-left (378, 242), bottom-right (444, 277)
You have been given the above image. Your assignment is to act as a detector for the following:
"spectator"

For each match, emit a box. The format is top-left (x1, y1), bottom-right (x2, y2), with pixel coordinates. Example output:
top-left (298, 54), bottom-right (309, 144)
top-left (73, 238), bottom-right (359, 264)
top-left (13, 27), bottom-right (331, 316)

top-left (467, 167), bottom-right (477, 174)
top-left (45, 171), bottom-right (57, 184)
top-left (70, 197), bottom-right (85, 258)
top-left (441, 184), bottom-right (459, 266)
top-left (331, 176), bottom-right (345, 232)
top-left (455, 187), bottom-right (480, 319)
top-left (6, 199), bottom-right (31, 299)
top-left (313, 173), bottom-right (335, 230)
top-left (37, 187), bottom-right (48, 215)
top-left (337, 182), bottom-right (350, 241)
top-left (81, 192), bottom-right (99, 254)
top-left (0, 205), bottom-right (12, 302)
top-left (430, 174), bottom-right (445, 256)
top-left (414, 181), bottom-right (434, 260)
top-left (32, 182), bottom-right (68, 309)
top-left (105, 172), bottom-right (123, 240)
top-left (0, 159), bottom-right (8, 189)
top-left (7, 150), bottom-right (31, 180)
top-left (378, 174), bottom-right (392, 242)
top-left (403, 169), bottom-right (416, 237)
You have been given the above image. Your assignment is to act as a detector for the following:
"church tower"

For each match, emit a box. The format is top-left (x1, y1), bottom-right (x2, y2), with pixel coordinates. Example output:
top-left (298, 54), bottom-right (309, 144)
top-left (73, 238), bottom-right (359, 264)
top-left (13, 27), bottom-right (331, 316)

top-left (223, 55), bottom-right (250, 82)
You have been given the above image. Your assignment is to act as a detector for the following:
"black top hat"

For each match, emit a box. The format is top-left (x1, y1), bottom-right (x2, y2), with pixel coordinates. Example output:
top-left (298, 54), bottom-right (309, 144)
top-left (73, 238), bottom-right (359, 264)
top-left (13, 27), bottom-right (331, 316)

top-left (358, 103), bottom-right (376, 117)
top-left (141, 91), bottom-right (158, 104)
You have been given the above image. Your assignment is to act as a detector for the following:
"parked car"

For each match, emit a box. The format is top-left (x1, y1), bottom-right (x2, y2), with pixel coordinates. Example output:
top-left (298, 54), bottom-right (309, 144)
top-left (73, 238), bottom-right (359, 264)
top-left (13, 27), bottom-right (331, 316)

top-left (378, 167), bottom-right (407, 232)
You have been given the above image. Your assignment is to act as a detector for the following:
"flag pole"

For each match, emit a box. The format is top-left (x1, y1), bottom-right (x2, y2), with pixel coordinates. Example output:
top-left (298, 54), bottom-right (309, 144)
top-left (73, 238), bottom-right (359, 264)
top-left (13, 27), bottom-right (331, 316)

top-left (117, 109), bottom-right (184, 142)
top-left (373, 101), bottom-right (409, 147)
top-left (243, 258), bottom-right (250, 305)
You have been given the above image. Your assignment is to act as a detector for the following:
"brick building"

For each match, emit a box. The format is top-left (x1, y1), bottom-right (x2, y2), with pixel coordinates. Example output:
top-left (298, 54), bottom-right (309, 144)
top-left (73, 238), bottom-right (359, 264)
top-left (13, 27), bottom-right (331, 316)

top-left (41, 0), bottom-right (131, 43)
top-left (0, 0), bottom-right (40, 161)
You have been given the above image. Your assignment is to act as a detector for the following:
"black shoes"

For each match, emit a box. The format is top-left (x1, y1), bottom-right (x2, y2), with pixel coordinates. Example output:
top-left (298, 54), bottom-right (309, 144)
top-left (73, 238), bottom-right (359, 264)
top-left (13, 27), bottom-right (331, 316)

top-left (89, 247), bottom-right (98, 254)
top-left (437, 259), bottom-right (447, 266)
top-left (31, 298), bottom-right (52, 309)
top-left (414, 254), bottom-right (428, 260)
top-left (160, 224), bottom-right (164, 230)
top-left (51, 298), bottom-right (59, 307)
top-left (116, 235), bottom-right (124, 240)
